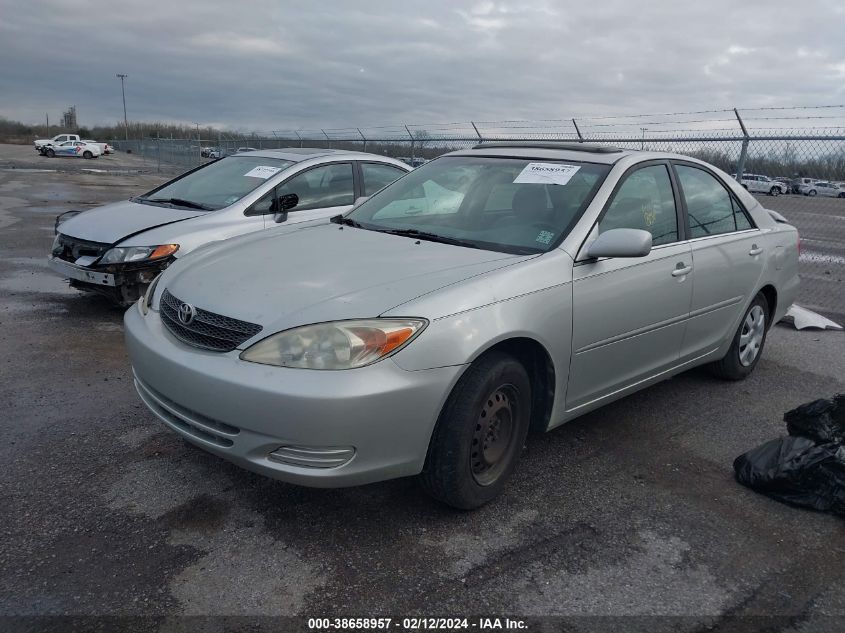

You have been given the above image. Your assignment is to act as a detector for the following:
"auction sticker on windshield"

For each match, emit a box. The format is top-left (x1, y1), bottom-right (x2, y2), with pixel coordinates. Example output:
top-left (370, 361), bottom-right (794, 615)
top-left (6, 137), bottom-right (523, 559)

top-left (243, 165), bottom-right (283, 179)
top-left (513, 162), bottom-right (580, 186)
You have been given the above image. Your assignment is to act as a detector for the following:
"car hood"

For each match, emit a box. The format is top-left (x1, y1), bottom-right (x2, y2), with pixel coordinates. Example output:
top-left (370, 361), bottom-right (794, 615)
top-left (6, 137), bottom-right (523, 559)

top-left (161, 223), bottom-right (525, 335)
top-left (59, 199), bottom-right (206, 245)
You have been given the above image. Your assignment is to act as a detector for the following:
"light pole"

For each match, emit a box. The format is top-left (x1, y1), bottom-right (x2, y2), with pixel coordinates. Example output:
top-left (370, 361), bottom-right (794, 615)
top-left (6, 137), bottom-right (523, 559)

top-left (116, 74), bottom-right (128, 142)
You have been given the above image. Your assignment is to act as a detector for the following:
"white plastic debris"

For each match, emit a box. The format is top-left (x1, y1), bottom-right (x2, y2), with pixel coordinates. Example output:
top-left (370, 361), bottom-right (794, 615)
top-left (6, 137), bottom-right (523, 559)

top-left (781, 305), bottom-right (843, 330)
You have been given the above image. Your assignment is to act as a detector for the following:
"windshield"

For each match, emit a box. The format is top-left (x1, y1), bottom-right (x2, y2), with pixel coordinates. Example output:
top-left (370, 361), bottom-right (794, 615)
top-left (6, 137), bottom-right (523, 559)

top-left (137, 156), bottom-right (294, 211)
top-left (347, 156), bottom-right (610, 254)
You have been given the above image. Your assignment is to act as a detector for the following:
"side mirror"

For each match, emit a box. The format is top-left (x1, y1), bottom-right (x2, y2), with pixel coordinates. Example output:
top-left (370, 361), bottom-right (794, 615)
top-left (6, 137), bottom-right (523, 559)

top-left (585, 228), bottom-right (652, 259)
top-left (273, 193), bottom-right (299, 223)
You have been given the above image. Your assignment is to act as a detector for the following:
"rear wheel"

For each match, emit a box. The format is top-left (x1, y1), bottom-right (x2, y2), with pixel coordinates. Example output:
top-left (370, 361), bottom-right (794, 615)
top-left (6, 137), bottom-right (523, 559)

top-left (710, 292), bottom-right (769, 381)
top-left (808, 189), bottom-right (817, 197)
top-left (420, 351), bottom-right (531, 509)
top-left (769, 187), bottom-right (780, 197)
top-left (83, 150), bottom-right (93, 159)
top-left (45, 148), bottom-right (55, 158)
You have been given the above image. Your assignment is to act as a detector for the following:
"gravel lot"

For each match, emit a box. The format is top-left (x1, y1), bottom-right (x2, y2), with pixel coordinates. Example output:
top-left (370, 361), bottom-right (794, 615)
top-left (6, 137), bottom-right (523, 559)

top-left (1, 143), bottom-right (844, 632)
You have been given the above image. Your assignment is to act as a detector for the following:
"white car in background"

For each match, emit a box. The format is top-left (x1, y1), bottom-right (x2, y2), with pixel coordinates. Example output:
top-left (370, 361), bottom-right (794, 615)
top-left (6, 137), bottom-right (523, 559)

top-left (41, 140), bottom-right (101, 159)
top-left (736, 174), bottom-right (787, 196)
top-left (802, 181), bottom-right (845, 198)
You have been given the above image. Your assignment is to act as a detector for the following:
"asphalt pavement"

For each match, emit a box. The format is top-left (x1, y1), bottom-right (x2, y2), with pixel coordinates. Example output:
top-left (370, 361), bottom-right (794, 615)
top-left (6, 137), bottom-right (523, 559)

top-left (1, 144), bottom-right (844, 632)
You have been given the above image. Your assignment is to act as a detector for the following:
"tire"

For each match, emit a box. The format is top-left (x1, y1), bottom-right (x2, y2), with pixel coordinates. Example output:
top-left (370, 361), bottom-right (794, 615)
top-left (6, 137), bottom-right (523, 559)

top-left (769, 187), bottom-right (780, 197)
top-left (838, 193), bottom-right (845, 199)
top-left (45, 148), bottom-right (55, 158)
top-left (420, 351), bottom-right (532, 509)
top-left (83, 150), bottom-right (93, 159)
top-left (710, 292), bottom-right (770, 381)
top-left (808, 189), bottom-right (817, 197)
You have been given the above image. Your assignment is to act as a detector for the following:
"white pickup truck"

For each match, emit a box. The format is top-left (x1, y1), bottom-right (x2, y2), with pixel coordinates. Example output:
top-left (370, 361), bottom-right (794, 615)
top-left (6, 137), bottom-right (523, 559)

top-left (34, 134), bottom-right (81, 151)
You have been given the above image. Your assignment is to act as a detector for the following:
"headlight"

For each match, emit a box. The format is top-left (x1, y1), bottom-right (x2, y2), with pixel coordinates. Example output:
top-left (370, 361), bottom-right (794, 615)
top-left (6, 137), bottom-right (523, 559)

top-left (99, 244), bottom-right (178, 265)
top-left (240, 318), bottom-right (427, 370)
top-left (138, 273), bottom-right (163, 316)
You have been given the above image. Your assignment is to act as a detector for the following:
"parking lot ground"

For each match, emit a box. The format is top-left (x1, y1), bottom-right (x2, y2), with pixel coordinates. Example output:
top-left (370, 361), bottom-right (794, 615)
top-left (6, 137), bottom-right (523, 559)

top-left (1, 144), bottom-right (844, 631)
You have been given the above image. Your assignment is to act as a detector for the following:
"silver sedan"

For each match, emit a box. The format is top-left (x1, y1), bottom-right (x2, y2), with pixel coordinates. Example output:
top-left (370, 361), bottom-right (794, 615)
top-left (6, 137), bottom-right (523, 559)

top-left (125, 143), bottom-right (800, 509)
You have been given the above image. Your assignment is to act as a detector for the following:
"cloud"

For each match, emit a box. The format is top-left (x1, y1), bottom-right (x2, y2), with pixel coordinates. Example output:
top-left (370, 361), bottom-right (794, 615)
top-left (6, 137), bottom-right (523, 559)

top-left (0, 0), bottom-right (842, 132)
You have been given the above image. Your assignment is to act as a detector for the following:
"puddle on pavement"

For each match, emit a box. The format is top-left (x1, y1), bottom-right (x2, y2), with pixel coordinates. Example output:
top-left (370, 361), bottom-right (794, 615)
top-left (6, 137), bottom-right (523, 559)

top-left (0, 168), bottom-right (57, 173)
top-left (0, 270), bottom-right (75, 295)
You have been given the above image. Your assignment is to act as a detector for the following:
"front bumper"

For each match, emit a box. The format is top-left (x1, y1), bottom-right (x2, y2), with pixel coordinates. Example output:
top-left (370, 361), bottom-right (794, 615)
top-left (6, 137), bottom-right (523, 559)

top-left (124, 307), bottom-right (463, 487)
top-left (48, 256), bottom-right (115, 286)
top-left (48, 255), bottom-right (170, 305)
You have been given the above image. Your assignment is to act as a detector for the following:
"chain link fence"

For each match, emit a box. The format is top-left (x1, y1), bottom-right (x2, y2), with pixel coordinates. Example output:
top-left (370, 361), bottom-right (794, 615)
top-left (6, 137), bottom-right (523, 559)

top-left (111, 106), bottom-right (845, 320)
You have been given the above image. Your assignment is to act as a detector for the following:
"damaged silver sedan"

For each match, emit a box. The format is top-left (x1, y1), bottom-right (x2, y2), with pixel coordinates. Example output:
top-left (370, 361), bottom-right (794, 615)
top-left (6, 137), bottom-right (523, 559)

top-left (48, 149), bottom-right (410, 305)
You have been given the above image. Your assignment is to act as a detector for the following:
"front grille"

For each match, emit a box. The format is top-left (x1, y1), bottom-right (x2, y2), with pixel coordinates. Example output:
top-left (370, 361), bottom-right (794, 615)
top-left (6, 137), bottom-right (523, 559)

top-left (53, 233), bottom-right (110, 263)
top-left (159, 289), bottom-right (262, 352)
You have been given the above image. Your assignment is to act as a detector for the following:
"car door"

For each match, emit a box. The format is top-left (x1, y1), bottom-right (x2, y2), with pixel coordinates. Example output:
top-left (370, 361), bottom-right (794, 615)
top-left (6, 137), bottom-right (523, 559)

top-left (247, 161), bottom-right (357, 229)
top-left (673, 162), bottom-right (764, 362)
top-left (567, 162), bottom-right (693, 411)
top-left (56, 142), bottom-right (75, 156)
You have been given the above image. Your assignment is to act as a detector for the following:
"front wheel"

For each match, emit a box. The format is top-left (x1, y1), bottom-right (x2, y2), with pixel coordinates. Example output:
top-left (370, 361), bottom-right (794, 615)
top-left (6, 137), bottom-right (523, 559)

top-left (710, 292), bottom-right (769, 380)
top-left (420, 351), bottom-right (532, 509)
top-left (45, 148), bottom-right (55, 158)
top-left (769, 187), bottom-right (780, 197)
top-left (808, 189), bottom-right (817, 197)
top-left (838, 193), bottom-right (845, 199)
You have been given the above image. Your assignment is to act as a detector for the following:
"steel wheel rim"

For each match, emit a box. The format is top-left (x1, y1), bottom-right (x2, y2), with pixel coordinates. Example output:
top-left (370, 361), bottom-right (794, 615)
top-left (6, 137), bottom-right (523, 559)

top-left (471, 384), bottom-right (518, 486)
top-left (739, 305), bottom-right (766, 366)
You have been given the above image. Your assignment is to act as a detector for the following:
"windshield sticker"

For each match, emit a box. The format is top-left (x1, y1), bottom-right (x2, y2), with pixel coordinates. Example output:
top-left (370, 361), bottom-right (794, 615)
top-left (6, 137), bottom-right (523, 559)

top-left (243, 165), bottom-right (283, 179)
top-left (514, 163), bottom-right (581, 186)
top-left (535, 230), bottom-right (555, 245)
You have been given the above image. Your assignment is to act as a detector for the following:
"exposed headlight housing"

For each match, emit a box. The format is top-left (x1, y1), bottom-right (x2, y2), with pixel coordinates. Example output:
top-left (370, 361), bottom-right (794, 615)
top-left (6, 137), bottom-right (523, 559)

top-left (240, 319), bottom-right (427, 370)
top-left (138, 273), bottom-right (163, 316)
top-left (99, 244), bottom-right (178, 265)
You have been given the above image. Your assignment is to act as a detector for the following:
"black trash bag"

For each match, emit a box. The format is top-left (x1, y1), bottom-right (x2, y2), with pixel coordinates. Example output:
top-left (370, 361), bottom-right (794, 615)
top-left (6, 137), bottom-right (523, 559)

top-left (784, 394), bottom-right (845, 444)
top-left (733, 436), bottom-right (845, 516)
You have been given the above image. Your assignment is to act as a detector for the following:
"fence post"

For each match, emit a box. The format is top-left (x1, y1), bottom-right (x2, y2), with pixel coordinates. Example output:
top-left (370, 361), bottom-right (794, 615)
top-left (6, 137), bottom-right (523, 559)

top-left (572, 118), bottom-right (583, 142)
top-left (405, 125), bottom-right (415, 163)
top-left (156, 134), bottom-right (160, 173)
top-left (321, 128), bottom-right (331, 149)
top-left (471, 121), bottom-right (482, 142)
top-left (734, 108), bottom-right (750, 182)
top-left (294, 131), bottom-right (302, 148)
top-left (357, 128), bottom-right (367, 152)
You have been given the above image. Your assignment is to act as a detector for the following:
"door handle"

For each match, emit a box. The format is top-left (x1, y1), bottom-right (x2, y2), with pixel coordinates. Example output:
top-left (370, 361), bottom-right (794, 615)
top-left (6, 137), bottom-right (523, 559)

top-left (672, 264), bottom-right (693, 277)
top-left (748, 245), bottom-right (763, 256)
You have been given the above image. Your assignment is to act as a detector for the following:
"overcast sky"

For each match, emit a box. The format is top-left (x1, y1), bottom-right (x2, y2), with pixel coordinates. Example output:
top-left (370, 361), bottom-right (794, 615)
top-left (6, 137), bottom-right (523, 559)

top-left (2, 0), bottom-right (844, 133)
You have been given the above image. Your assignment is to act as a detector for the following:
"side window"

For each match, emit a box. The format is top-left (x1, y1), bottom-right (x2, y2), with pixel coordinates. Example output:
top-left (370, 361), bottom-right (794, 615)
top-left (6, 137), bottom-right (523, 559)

top-left (361, 163), bottom-right (407, 196)
top-left (246, 189), bottom-right (276, 216)
top-left (599, 164), bottom-right (678, 246)
top-left (733, 197), bottom-right (752, 230)
top-left (277, 163), bottom-right (354, 211)
top-left (676, 165), bottom-right (751, 238)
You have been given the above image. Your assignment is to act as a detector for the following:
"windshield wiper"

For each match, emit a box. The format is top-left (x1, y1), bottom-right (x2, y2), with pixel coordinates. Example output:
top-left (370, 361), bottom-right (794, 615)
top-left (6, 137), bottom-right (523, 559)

top-left (375, 228), bottom-right (481, 249)
top-left (145, 197), bottom-right (213, 211)
top-left (329, 214), bottom-right (362, 227)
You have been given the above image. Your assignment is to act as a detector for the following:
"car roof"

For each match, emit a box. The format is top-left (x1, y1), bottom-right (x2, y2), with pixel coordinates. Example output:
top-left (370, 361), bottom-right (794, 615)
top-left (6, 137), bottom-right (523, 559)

top-left (231, 147), bottom-right (404, 163)
top-left (446, 142), bottom-right (640, 165)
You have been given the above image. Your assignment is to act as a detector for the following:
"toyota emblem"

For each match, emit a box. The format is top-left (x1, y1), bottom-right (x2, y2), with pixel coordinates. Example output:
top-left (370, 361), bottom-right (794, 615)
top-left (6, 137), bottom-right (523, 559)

top-left (177, 302), bottom-right (196, 325)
